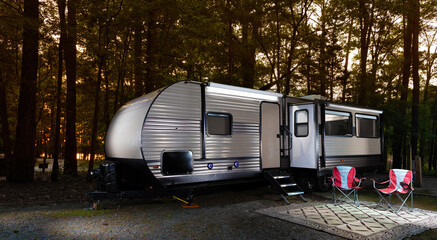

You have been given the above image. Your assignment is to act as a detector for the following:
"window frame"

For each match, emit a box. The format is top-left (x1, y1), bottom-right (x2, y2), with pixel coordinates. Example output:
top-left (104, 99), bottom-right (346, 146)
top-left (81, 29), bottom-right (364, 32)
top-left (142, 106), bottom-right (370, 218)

top-left (324, 109), bottom-right (353, 137)
top-left (355, 113), bottom-right (380, 138)
top-left (294, 109), bottom-right (309, 137)
top-left (206, 112), bottom-right (233, 136)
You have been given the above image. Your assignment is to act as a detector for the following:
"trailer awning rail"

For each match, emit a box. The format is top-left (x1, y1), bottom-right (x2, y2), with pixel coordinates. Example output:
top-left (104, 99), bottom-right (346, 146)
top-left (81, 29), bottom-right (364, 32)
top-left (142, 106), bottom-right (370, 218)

top-left (326, 103), bottom-right (383, 114)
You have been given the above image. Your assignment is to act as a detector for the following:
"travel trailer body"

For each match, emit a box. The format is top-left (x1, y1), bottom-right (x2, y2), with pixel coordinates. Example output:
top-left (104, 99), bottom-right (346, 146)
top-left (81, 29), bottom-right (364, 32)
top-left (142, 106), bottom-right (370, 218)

top-left (100, 81), bottom-right (383, 193)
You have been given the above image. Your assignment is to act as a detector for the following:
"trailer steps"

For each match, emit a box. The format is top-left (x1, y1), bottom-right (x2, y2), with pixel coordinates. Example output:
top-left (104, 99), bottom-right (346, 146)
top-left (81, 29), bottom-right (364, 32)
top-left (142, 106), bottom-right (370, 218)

top-left (264, 170), bottom-right (307, 205)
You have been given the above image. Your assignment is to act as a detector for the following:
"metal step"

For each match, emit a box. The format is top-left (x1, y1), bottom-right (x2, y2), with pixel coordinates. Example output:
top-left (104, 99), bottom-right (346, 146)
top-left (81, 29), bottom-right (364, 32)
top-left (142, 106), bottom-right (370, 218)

top-left (280, 183), bottom-right (297, 187)
top-left (273, 175), bottom-right (290, 179)
top-left (287, 191), bottom-right (305, 196)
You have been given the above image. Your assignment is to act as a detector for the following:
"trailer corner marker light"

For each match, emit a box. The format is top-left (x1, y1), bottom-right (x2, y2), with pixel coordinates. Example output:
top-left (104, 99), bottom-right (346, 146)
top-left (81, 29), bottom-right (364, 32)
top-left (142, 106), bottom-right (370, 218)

top-left (234, 161), bottom-right (239, 168)
top-left (207, 163), bottom-right (213, 169)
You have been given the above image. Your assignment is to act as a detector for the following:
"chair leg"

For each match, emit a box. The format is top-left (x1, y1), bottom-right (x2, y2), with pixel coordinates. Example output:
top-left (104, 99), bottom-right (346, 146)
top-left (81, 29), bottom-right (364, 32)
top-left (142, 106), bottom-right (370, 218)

top-left (334, 187), bottom-right (356, 205)
top-left (375, 191), bottom-right (396, 212)
top-left (333, 187), bottom-right (336, 205)
top-left (355, 189), bottom-right (360, 207)
top-left (411, 192), bottom-right (414, 211)
top-left (375, 190), bottom-right (385, 207)
top-left (395, 192), bottom-right (414, 213)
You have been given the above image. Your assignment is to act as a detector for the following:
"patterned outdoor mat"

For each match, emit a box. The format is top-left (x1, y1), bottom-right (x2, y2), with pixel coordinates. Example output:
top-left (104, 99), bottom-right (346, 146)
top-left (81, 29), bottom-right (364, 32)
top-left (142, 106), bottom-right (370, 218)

top-left (257, 202), bottom-right (437, 240)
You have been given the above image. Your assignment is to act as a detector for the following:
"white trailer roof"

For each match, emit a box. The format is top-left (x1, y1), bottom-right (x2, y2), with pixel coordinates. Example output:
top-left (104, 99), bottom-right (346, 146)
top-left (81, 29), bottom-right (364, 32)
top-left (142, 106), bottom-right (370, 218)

top-left (208, 82), bottom-right (283, 101)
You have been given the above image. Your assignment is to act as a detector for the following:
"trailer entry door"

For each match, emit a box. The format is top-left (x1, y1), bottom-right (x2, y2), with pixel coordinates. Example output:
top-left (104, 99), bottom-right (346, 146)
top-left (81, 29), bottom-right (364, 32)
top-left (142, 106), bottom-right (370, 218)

top-left (290, 104), bottom-right (317, 169)
top-left (261, 102), bottom-right (281, 169)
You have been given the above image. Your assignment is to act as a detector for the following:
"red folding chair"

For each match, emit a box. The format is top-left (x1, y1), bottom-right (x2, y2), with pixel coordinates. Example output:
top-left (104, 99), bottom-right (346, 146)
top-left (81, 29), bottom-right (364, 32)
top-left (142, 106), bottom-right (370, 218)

top-left (372, 169), bottom-right (414, 213)
top-left (331, 166), bottom-right (365, 206)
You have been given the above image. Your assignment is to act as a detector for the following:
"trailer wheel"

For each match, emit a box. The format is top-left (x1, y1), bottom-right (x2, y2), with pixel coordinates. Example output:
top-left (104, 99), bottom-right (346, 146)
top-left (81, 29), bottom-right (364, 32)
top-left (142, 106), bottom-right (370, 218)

top-left (316, 175), bottom-right (331, 192)
top-left (299, 177), bottom-right (315, 194)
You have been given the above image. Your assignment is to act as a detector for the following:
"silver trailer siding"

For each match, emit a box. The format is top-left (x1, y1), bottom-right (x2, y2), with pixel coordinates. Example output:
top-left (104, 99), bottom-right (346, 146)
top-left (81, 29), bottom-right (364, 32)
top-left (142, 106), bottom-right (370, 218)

top-left (288, 101), bottom-right (383, 172)
top-left (322, 104), bottom-right (382, 169)
top-left (104, 81), bottom-right (382, 190)
top-left (142, 82), bottom-right (202, 178)
top-left (105, 91), bottom-right (159, 160)
top-left (106, 81), bottom-right (283, 188)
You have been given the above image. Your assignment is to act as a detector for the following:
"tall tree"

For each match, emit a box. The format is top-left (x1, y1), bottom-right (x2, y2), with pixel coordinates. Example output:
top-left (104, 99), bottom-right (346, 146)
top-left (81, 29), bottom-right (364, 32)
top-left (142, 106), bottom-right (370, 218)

top-left (133, 8), bottom-right (144, 97)
top-left (239, 0), bottom-right (256, 88)
top-left (410, 0), bottom-right (420, 159)
top-left (341, 15), bottom-right (353, 102)
top-left (226, 0), bottom-right (234, 85)
top-left (51, 0), bottom-right (66, 181)
top-left (358, 0), bottom-right (374, 105)
top-left (144, 0), bottom-right (157, 93)
top-left (318, 0), bottom-right (328, 97)
top-left (8, 0), bottom-right (39, 182)
top-left (0, 73), bottom-right (12, 176)
top-left (431, 92), bottom-right (437, 170)
top-left (393, 3), bottom-right (413, 169)
top-left (64, 0), bottom-right (77, 176)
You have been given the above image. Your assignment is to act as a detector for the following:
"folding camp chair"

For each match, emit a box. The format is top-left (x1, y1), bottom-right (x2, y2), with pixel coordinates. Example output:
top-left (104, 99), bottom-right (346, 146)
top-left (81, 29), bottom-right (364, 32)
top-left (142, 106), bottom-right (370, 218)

top-left (331, 166), bottom-right (365, 206)
top-left (372, 169), bottom-right (414, 213)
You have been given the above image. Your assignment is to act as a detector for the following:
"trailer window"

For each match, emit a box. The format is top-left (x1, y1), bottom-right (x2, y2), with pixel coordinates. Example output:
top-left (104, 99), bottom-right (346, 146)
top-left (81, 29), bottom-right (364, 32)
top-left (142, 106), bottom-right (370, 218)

top-left (325, 110), bottom-right (352, 136)
top-left (207, 113), bottom-right (232, 135)
top-left (356, 114), bottom-right (379, 138)
top-left (294, 110), bottom-right (309, 137)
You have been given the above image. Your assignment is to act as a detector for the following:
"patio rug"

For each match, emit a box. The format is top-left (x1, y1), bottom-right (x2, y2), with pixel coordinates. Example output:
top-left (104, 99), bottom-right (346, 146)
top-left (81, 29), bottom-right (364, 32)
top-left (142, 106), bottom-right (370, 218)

top-left (257, 202), bottom-right (437, 240)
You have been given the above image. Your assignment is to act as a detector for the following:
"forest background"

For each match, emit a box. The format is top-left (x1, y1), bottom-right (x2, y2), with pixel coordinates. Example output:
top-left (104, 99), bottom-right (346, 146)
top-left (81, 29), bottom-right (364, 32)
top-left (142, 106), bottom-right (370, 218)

top-left (0, 0), bottom-right (436, 182)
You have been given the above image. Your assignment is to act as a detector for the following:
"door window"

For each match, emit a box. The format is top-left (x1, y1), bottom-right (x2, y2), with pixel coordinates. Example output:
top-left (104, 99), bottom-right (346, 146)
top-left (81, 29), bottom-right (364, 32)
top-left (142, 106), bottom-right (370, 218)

top-left (295, 110), bottom-right (309, 137)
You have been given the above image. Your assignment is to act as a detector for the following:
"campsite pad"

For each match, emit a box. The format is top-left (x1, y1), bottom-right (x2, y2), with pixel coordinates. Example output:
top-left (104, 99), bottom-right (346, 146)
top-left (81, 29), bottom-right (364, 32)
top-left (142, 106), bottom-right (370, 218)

top-left (257, 202), bottom-right (437, 240)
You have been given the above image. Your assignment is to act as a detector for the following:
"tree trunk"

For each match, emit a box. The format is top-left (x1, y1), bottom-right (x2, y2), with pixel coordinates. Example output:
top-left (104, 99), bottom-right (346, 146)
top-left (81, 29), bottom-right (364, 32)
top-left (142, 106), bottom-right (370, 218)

top-left (88, 56), bottom-right (103, 178)
top-left (0, 73), bottom-right (12, 176)
top-left (319, 0), bottom-right (327, 97)
top-left (51, 0), bottom-right (66, 182)
top-left (306, 42), bottom-right (312, 95)
top-left (133, 15), bottom-right (144, 97)
top-left (64, 0), bottom-right (77, 176)
top-left (114, 30), bottom-right (130, 115)
top-left (342, 16), bottom-right (353, 103)
top-left (410, 0), bottom-right (419, 160)
top-left (358, 0), bottom-right (372, 105)
top-left (275, 0), bottom-right (280, 92)
top-left (240, 4), bottom-right (255, 89)
top-left (104, 60), bottom-right (110, 129)
top-left (145, 3), bottom-right (157, 93)
top-left (8, 0), bottom-right (39, 182)
top-left (420, 35), bottom-right (436, 163)
top-left (227, 0), bottom-right (233, 85)
top-left (393, 10), bottom-right (413, 169)
top-left (431, 93), bottom-right (437, 170)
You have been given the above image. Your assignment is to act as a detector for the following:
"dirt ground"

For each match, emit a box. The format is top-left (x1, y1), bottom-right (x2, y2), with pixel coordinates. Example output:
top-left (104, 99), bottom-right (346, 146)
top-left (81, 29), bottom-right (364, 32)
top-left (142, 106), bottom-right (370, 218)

top-left (0, 172), bottom-right (436, 239)
top-left (0, 172), bottom-right (95, 207)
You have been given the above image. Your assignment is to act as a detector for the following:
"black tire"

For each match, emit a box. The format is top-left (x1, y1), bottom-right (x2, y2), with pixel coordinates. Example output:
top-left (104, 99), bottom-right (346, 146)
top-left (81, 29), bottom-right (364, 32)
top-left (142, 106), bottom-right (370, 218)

top-left (316, 175), bottom-right (331, 192)
top-left (299, 176), bottom-right (316, 194)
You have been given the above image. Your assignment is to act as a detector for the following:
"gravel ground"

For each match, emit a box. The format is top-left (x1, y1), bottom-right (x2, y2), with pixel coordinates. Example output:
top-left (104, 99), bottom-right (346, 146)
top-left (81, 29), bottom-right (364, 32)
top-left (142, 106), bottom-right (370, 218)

top-left (0, 184), bottom-right (341, 240)
top-left (1, 172), bottom-right (436, 240)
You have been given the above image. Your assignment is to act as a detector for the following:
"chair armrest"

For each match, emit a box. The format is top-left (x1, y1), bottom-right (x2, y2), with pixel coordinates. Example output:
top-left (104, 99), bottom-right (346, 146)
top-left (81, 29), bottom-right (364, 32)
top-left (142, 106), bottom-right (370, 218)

top-left (329, 176), bottom-right (335, 187)
top-left (354, 177), bottom-right (366, 187)
top-left (370, 178), bottom-right (389, 189)
top-left (400, 182), bottom-right (414, 192)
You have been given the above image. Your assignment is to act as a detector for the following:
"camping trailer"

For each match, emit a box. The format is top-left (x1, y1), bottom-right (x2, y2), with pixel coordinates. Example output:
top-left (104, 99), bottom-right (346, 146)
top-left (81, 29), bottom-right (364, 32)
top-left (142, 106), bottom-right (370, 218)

top-left (94, 81), bottom-right (383, 198)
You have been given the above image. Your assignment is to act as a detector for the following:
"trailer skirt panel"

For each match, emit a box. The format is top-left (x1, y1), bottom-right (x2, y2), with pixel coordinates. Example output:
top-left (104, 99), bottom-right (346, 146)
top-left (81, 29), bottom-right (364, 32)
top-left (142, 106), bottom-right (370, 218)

top-left (322, 155), bottom-right (382, 170)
